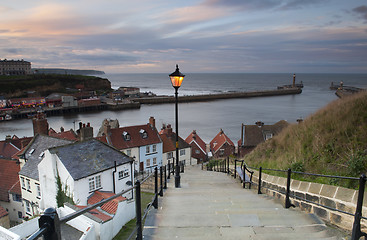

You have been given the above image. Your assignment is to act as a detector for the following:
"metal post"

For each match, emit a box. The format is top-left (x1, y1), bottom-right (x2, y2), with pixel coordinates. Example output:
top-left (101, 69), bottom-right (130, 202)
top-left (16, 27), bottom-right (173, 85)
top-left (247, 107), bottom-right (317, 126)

top-left (153, 167), bottom-right (158, 209)
top-left (159, 166), bottom-right (163, 197)
top-left (352, 174), bottom-right (367, 240)
top-left (167, 160), bottom-right (170, 179)
top-left (164, 166), bottom-right (167, 189)
top-left (258, 167), bottom-right (262, 194)
top-left (181, 161), bottom-right (184, 173)
top-left (227, 157), bottom-right (229, 174)
top-left (285, 168), bottom-right (295, 208)
top-left (174, 87), bottom-right (181, 188)
top-left (37, 208), bottom-right (61, 240)
top-left (234, 160), bottom-right (237, 179)
top-left (135, 180), bottom-right (143, 240)
top-left (242, 163), bottom-right (246, 189)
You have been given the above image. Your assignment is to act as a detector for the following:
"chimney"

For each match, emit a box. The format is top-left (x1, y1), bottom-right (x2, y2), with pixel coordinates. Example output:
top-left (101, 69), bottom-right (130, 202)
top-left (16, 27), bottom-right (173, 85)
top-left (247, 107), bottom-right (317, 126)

top-left (240, 123), bottom-right (244, 146)
top-left (220, 129), bottom-right (224, 135)
top-left (60, 127), bottom-right (64, 132)
top-left (149, 116), bottom-right (156, 128)
top-left (32, 111), bottom-right (49, 136)
top-left (166, 124), bottom-right (173, 135)
top-left (297, 118), bottom-right (303, 124)
top-left (255, 121), bottom-right (264, 127)
top-left (5, 135), bottom-right (11, 143)
top-left (192, 130), bottom-right (196, 140)
top-left (78, 122), bottom-right (93, 141)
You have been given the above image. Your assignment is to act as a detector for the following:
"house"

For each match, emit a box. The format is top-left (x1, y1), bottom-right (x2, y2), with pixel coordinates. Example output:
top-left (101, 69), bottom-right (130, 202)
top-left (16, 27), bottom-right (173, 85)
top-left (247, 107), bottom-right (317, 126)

top-left (97, 117), bottom-right (163, 173)
top-left (38, 138), bottom-right (134, 209)
top-left (0, 206), bottom-right (10, 228)
top-left (210, 129), bottom-right (235, 159)
top-left (0, 137), bottom-right (20, 159)
top-left (0, 159), bottom-right (23, 224)
top-left (48, 127), bottom-right (78, 141)
top-left (18, 135), bottom-right (75, 218)
top-left (185, 130), bottom-right (207, 164)
top-left (237, 120), bottom-right (289, 157)
top-left (159, 124), bottom-right (191, 166)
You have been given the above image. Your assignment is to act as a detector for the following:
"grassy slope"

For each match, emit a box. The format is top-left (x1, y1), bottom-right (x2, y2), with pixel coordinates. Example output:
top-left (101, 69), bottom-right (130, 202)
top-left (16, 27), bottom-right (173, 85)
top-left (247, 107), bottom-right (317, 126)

top-left (243, 91), bottom-right (367, 183)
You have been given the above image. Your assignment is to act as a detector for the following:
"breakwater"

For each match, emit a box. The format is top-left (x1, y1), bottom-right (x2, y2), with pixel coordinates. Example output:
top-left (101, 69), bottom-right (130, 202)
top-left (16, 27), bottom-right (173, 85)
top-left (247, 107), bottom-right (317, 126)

top-left (133, 88), bottom-right (302, 104)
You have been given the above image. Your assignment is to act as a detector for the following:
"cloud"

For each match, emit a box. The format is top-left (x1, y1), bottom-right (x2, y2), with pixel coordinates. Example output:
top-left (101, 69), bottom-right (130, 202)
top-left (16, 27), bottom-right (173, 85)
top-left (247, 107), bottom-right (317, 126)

top-left (353, 5), bottom-right (367, 21)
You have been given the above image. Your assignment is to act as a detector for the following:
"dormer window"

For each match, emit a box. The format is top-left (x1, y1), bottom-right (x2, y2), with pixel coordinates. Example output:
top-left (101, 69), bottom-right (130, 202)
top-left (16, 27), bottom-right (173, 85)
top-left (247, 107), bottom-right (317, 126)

top-left (29, 149), bottom-right (35, 155)
top-left (39, 152), bottom-right (45, 159)
top-left (139, 129), bottom-right (148, 139)
top-left (123, 131), bottom-right (131, 141)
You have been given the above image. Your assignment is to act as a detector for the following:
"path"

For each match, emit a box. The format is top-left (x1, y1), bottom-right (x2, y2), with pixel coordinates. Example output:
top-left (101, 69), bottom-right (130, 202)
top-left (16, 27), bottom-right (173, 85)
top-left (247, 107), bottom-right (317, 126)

top-left (143, 165), bottom-right (348, 240)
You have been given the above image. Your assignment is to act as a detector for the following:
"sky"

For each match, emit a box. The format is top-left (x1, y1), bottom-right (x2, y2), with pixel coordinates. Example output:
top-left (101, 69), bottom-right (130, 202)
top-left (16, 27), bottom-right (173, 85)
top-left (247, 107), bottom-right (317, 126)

top-left (0, 0), bottom-right (366, 73)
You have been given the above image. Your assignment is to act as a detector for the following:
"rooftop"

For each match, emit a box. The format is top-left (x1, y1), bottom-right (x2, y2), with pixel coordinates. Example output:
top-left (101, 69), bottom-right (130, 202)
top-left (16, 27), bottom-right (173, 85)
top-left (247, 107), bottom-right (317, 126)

top-left (0, 159), bottom-right (21, 202)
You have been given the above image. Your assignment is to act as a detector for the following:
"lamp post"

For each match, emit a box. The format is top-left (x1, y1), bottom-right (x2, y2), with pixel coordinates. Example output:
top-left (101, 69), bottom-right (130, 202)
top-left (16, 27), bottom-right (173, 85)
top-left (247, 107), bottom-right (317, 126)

top-left (169, 64), bottom-right (185, 188)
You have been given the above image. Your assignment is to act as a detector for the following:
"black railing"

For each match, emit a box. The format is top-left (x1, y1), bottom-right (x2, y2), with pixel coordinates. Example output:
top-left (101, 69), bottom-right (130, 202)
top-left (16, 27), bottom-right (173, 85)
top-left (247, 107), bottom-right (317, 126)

top-left (207, 159), bottom-right (367, 240)
top-left (27, 164), bottom-right (173, 240)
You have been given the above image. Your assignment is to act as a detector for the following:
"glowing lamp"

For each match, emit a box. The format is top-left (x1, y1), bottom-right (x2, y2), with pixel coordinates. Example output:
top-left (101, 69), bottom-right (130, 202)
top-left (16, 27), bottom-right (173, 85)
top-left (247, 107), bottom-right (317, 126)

top-left (169, 64), bottom-right (185, 88)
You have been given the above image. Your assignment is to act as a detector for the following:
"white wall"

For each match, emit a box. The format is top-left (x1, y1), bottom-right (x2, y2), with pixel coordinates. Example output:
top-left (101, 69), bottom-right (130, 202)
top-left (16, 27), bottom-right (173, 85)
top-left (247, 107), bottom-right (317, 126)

top-left (58, 207), bottom-right (95, 240)
top-left (9, 216), bottom-right (39, 239)
top-left (0, 225), bottom-right (21, 240)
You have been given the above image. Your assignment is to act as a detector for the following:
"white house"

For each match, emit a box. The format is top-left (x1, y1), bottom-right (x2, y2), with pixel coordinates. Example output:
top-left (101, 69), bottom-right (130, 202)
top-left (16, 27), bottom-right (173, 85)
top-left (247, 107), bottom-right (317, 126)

top-left (159, 124), bottom-right (192, 166)
top-left (38, 139), bottom-right (134, 209)
top-left (18, 134), bottom-right (74, 218)
top-left (97, 117), bottom-right (163, 173)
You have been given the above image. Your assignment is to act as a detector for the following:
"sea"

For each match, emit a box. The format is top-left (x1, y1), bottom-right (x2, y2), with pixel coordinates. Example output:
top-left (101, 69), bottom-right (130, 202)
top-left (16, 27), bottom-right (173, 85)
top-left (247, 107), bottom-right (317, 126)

top-left (0, 73), bottom-right (366, 143)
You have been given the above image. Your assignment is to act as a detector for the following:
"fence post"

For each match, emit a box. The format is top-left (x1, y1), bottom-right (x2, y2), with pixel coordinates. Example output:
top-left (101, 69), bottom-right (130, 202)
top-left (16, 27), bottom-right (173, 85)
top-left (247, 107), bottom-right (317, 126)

top-left (258, 167), bottom-right (262, 194)
top-left (153, 167), bottom-right (158, 209)
top-left (167, 160), bottom-right (170, 179)
top-left (227, 157), bottom-right (229, 174)
top-left (164, 165), bottom-right (167, 189)
top-left (135, 180), bottom-right (143, 240)
top-left (233, 159), bottom-right (237, 178)
top-left (181, 161), bottom-right (184, 173)
top-left (38, 208), bottom-right (61, 240)
top-left (159, 166), bottom-right (163, 197)
top-left (351, 174), bottom-right (367, 240)
top-left (285, 168), bottom-right (295, 208)
top-left (242, 163), bottom-right (246, 189)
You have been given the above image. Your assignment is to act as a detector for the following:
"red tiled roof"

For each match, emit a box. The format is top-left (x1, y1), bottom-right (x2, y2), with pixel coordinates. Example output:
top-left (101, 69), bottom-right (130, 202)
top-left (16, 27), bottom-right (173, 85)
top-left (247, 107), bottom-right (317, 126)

top-left (0, 141), bottom-right (19, 159)
top-left (87, 191), bottom-right (126, 215)
top-left (0, 159), bottom-right (21, 202)
top-left (49, 128), bottom-right (78, 141)
top-left (210, 129), bottom-right (234, 154)
top-left (185, 130), bottom-right (206, 154)
top-left (75, 205), bottom-right (112, 222)
top-left (159, 126), bottom-right (190, 153)
top-left (0, 206), bottom-right (8, 218)
top-left (99, 124), bottom-right (161, 150)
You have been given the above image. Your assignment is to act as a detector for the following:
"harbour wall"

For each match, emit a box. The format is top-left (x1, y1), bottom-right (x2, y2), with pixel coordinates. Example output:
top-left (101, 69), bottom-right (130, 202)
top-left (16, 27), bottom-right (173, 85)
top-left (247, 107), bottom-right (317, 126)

top-left (133, 88), bottom-right (302, 104)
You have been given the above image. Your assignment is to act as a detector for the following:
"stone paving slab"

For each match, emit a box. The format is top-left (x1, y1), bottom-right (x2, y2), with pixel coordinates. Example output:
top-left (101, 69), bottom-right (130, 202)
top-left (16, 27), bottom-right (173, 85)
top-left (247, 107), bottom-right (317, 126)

top-left (143, 165), bottom-right (348, 240)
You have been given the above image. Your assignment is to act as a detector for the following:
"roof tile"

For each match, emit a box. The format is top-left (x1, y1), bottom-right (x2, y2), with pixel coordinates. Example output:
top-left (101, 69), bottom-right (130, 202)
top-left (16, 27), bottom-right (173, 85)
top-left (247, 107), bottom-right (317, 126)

top-left (0, 159), bottom-right (20, 202)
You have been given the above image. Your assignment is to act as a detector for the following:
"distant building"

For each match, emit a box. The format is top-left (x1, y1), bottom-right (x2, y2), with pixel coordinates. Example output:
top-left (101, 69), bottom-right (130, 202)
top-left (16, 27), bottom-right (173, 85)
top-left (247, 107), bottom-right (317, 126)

top-left (185, 130), bottom-right (207, 164)
top-left (237, 120), bottom-right (290, 157)
top-left (0, 59), bottom-right (32, 75)
top-left (159, 124), bottom-right (191, 166)
top-left (210, 129), bottom-right (235, 159)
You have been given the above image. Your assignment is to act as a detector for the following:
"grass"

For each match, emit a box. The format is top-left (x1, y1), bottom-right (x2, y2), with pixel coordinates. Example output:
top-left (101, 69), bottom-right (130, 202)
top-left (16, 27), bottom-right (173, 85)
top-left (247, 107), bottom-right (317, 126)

top-left (242, 91), bottom-right (367, 188)
top-left (113, 191), bottom-right (155, 240)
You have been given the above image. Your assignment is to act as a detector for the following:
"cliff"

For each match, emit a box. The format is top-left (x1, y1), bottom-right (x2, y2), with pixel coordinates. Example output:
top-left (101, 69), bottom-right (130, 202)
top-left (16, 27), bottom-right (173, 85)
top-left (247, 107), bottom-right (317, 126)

top-left (0, 74), bottom-right (111, 98)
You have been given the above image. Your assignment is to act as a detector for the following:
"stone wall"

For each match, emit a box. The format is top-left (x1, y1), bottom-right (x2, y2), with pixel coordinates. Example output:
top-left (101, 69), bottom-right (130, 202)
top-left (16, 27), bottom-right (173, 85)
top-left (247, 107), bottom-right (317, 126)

top-left (248, 170), bottom-right (366, 232)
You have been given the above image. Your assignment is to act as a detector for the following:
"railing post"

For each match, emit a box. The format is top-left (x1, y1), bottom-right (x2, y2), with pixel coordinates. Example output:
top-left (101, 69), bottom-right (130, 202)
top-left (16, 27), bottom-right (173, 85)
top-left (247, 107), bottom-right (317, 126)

top-left (164, 165), bottom-right (167, 189)
top-left (352, 174), bottom-right (367, 240)
top-left (258, 167), bottom-right (262, 194)
top-left (242, 164), bottom-right (246, 189)
top-left (159, 166), bottom-right (163, 197)
top-left (38, 208), bottom-right (61, 240)
top-left (285, 168), bottom-right (295, 208)
top-left (167, 160), bottom-right (170, 179)
top-left (227, 157), bottom-right (229, 174)
top-left (172, 159), bottom-right (175, 175)
top-left (181, 161), bottom-right (184, 173)
top-left (233, 159), bottom-right (237, 178)
top-left (153, 167), bottom-right (158, 209)
top-left (135, 180), bottom-right (143, 240)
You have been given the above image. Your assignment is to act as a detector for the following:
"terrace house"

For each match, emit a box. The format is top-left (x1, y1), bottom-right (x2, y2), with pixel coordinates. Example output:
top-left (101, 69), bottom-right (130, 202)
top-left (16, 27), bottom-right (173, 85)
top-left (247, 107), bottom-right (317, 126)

top-left (185, 130), bottom-right (207, 164)
top-left (210, 129), bottom-right (235, 159)
top-left (97, 117), bottom-right (163, 173)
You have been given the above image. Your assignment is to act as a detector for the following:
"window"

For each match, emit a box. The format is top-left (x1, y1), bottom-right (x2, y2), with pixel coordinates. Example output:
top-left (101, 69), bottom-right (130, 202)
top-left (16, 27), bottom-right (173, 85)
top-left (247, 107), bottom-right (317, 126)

top-left (152, 144), bottom-right (157, 152)
top-left (195, 150), bottom-right (200, 154)
top-left (180, 149), bottom-right (185, 156)
top-left (146, 159), bottom-right (151, 167)
top-left (118, 169), bottom-right (130, 180)
top-left (21, 177), bottom-right (25, 189)
top-left (265, 133), bottom-right (273, 140)
top-left (12, 194), bottom-right (22, 202)
top-left (126, 149), bottom-right (131, 156)
top-left (26, 179), bottom-right (31, 191)
top-left (153, 157), bottom-right (157, 165)
top-left (146, 146), bottom-right (150, 154)
top-left (89, 175), bottom-right (102, 192)
top-left (219, 149), bottom-right (224, 156)
top-left (36, 184), bottom-right (41, 198)
top-left (167, 152), bottom-right (173, 159)
top-left (123, 131), bottom-right (131, 141)
top-left (18, 211), bottom-right (22, 219)
top-left (140, 129), bottom-right (148, 138)
top-left (25, 201), bottom-right (31, 213)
